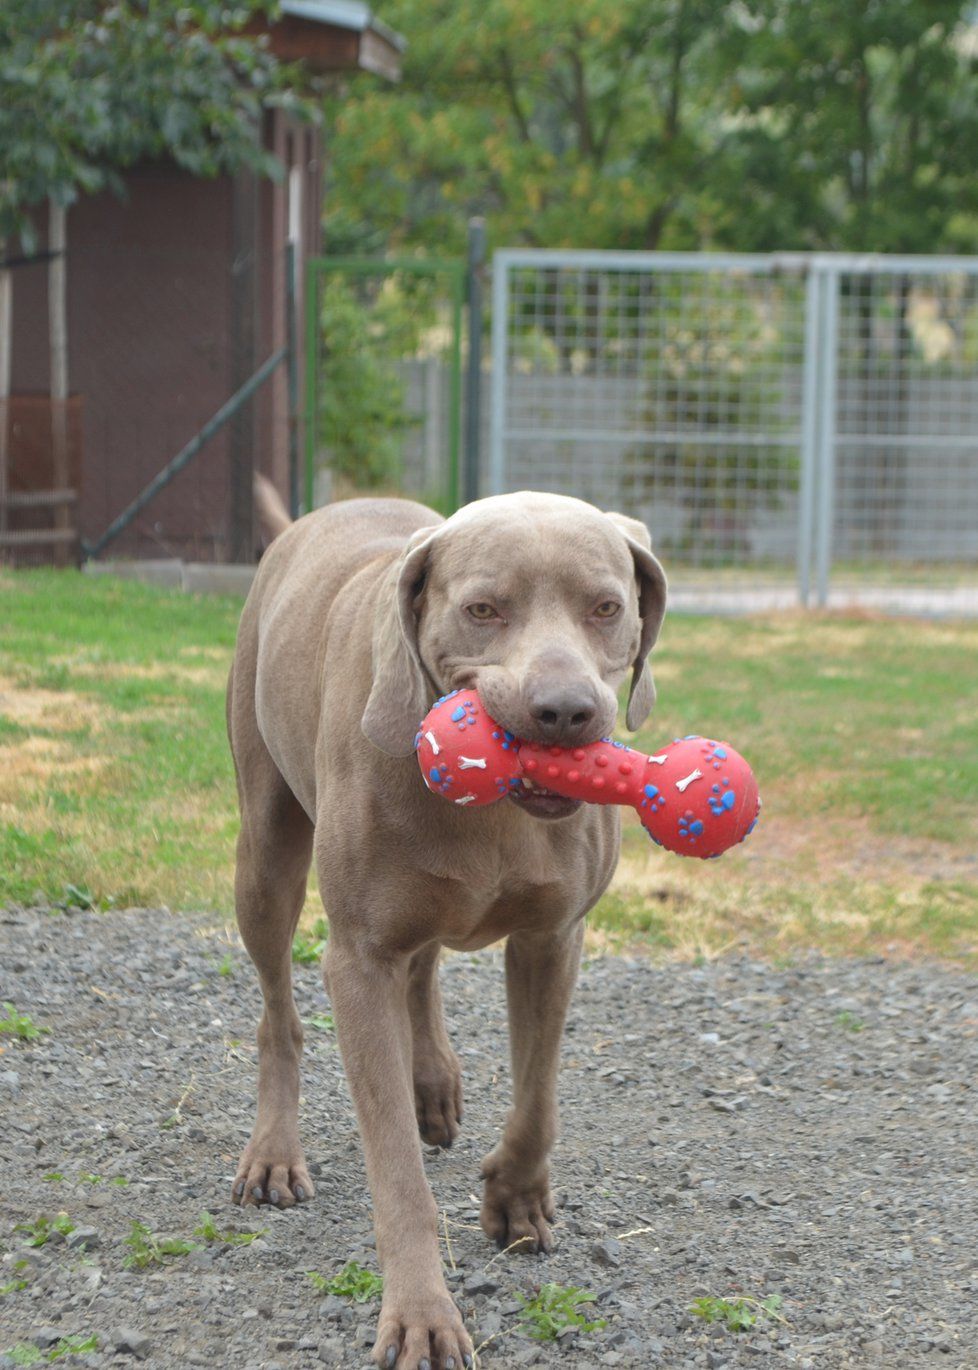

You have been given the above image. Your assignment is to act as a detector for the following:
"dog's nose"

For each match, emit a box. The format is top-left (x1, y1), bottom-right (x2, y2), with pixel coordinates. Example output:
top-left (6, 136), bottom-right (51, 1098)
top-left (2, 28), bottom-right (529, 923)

top-left (527, 684), bottom-right (598, 741)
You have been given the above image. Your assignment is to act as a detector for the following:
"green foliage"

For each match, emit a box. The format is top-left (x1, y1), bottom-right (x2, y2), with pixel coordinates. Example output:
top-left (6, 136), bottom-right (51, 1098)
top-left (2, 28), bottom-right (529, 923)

top-left (13, 1213), bottom-right (74, 1247)
top-left (517, 1283), bottom-right (607, 1341)
top-left (4, 1347), bottom-right (42, 1367)
top-left (194, 1211), bottom-right (263, 1245)
top-left (717, 2), bottom-right (978, 254)
top-left (4, 1335), bottom-right (99, 1365)
top-left (0, 1), bottom-right (318, 241)
top-left (317, 275), bottom-right (421, 489)
top-left (48, 1335), bottom-right (99, 1362)
top-left (304, 1011), bottom-right (335, 1033)
top-left (326, 0), bottom-right (978, 257)
top-left (0, 1003), bottom-right (49, 1041)
top-left (326, 0), bottom-right (729, 256)
top-left (292, 917), bottom-right (329, 966)
top-left (834, 1010), bottom-right (866, 1033)
top-left (309, 1261), bottom-right (384, 1302)
top-left (56, 883), bottom-right (99, 911)
top-left (123, 1220), bottom-right (198, 1268)
top-left (691, 1293), bottom-right (783, 1332)
top-left (0, 1262), bottom-right (30, 1295)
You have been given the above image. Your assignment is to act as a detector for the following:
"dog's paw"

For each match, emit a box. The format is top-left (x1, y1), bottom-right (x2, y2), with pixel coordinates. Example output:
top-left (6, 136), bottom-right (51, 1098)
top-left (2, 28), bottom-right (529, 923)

top-left (413, 1050), bottom-right (463, 1149)
top-left (372, 1284), bottom-right (473, 1370)
top-left (479, 1150), bottom-right (555, 1254)
top-left (231, 1134), bottom-right (314, 1209)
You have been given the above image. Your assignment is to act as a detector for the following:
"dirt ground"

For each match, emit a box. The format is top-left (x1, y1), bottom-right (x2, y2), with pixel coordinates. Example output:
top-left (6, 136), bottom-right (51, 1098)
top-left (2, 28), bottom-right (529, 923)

top-left (2, 905), bottom-right (977, 1369)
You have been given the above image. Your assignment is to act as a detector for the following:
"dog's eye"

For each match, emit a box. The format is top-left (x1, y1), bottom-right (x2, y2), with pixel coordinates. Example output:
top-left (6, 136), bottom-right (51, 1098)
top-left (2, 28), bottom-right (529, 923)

top-left (466, 603), bottom-right (499, 622)
top-left (593, 601), bottom-right (621, 619)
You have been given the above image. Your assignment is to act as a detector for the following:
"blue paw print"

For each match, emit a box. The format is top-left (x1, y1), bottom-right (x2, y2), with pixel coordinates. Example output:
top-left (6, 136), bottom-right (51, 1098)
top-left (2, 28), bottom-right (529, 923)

top-left (678, 810), bottom-right (705, 843)
top-left (492, 727), bottom-right (517, 751)
top-left (708, 778), bottom-right (736, 816)
top-left (703, 743), bottom-right (728, 771)
top-left (639, 783), bottom-right (666, 813)
top-left (428, 764), bottom-right (453, 794)
top-left (450, 699), bottom-right (478, 730)
top-left (495, 775), bottom-right (521, 795)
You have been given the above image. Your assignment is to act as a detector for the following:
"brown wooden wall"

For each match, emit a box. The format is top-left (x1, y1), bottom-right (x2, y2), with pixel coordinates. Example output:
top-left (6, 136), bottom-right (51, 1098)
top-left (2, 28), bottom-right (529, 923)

top-left (8, 113), bottom-right (321, 563)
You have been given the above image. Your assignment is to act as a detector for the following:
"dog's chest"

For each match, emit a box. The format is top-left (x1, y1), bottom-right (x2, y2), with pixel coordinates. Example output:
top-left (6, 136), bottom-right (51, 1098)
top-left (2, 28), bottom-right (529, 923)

top-left (430, 812), bottom-right (620, 951)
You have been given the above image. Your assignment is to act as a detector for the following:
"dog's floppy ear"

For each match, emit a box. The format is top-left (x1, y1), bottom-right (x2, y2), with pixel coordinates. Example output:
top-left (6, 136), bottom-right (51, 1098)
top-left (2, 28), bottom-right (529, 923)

top-left (606, 512), bottom-right (668, 732)
top-left (361, 525), bottom-right (441, 756)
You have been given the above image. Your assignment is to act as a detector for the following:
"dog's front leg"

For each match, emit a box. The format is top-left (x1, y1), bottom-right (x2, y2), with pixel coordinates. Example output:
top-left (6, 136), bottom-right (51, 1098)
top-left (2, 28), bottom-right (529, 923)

top-left (326, 936), bottom-right (473, 1370)
top-left (480, 921), bottom-right (583, 1255)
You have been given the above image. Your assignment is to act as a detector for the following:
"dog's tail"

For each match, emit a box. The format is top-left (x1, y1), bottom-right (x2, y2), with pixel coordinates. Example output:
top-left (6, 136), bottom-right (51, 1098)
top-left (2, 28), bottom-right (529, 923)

top-left (254, 473), bottom-right (293, 543)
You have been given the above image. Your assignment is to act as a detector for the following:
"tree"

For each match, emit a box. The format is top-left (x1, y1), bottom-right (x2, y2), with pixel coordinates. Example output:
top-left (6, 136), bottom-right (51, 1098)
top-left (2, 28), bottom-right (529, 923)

top-left (0, 1), bottom-right (315, 244)
top-left (324, 0), bottom-right (729, 257)
top-left (324, 0), bottom-right (978, 259)
top-left (711, 0), bottom-right (978, 254)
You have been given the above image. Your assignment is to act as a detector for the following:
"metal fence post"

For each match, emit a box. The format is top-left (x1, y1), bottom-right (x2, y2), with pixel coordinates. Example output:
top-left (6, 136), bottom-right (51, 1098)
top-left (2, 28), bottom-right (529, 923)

top-left (303, 259), bottom-right (318, 513)
top-left (797, 262), bottom-right (822, 606)
top-left (488, 251), bottom-right (509, 495)
top-left (464, 218), bottom-right (486, 506)
top-left (814, 264), bottom-right (840, 607)
top-left (285, 240), bottom-right (301, 519)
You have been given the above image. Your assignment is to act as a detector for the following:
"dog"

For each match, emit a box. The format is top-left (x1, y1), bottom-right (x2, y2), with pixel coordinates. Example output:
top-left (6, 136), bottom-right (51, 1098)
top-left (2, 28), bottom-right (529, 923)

top-left (228, 484), bottom-right (667, 1370)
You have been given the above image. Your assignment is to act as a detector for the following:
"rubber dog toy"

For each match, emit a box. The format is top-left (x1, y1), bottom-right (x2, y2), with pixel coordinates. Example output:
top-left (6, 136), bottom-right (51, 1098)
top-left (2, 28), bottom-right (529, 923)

top-left (415, 690), bottom-right (760, 859)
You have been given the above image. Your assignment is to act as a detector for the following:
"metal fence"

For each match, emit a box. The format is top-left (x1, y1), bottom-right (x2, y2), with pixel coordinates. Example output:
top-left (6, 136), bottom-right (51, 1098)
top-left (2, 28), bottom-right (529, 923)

top-left (488, 250), bottom-right (978, 614)
top-left (304, 257), bottom-right (465, 514)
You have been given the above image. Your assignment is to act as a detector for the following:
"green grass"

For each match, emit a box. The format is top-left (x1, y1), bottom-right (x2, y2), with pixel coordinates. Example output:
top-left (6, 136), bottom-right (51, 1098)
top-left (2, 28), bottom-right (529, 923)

top-left (0, 1003), bottom-right (49, 1041)
top-left (292, 917), bottom-right (329, 966)
top-left (308, 1261), bottom-right (383, 1302)
top-left (13, 1213), bottom-right (74, 1247)
top-left (122, 1220), bottom-right (198, 1268)
top-left (193, 1211), bottom-right (264, 1246)
top-left (2, 570), bottom-right (977, 964)
top-left (517, 1283), bottom-right (606, 1341)
top-left (4, 1335), bottom-right (99, 1364)
top-left (0, 569), bottom-right (240, 912)
top-left (691, 1293), bottom-right (784, 1333)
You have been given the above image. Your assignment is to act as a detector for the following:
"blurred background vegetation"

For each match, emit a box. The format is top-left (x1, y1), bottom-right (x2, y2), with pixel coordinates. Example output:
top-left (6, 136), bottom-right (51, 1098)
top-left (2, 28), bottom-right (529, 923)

top-left (324, 0), bottom-right (978, 259)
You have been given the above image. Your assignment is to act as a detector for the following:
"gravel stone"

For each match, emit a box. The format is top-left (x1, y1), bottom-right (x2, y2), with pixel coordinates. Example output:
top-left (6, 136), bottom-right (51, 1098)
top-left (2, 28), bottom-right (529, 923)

top-left (589, 1239), bottom-right (622, 1269)
top-left (112, 1327), bottom-right (152, 1358)
top-left (1, 906), bottom-right (977, 1369)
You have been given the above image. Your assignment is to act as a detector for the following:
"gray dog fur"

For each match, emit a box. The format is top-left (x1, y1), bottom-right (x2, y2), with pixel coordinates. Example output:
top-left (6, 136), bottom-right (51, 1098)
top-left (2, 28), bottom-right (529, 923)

top-left (227, 487), bottom-right (667, 1369)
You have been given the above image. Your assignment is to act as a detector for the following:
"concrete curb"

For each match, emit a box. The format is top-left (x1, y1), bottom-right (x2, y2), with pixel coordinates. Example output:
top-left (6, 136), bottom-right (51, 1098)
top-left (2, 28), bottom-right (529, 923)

top-left (83, 558), bottom-right (256, 596)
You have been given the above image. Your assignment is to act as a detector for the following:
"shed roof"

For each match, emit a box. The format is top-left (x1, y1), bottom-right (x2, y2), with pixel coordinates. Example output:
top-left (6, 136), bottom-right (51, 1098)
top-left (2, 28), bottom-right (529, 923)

top-left (281, 0), bottom-right (406, 52)
top-left (253, 0), bottom-right (404, 80)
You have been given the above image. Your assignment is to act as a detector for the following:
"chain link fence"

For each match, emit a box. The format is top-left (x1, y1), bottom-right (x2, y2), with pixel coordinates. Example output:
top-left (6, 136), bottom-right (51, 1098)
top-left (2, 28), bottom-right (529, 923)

top-left (489, 250), bottom-right (978, 615)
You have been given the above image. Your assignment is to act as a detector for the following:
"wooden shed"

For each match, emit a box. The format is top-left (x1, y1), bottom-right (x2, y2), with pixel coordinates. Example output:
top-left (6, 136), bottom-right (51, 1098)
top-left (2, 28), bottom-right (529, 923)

top-left (2, 1), bottom-right (403, 565)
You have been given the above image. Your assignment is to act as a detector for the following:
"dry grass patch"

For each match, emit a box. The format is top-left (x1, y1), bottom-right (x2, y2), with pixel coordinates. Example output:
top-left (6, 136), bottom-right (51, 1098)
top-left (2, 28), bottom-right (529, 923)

top-left (0, 676), bottom-right (106, 732)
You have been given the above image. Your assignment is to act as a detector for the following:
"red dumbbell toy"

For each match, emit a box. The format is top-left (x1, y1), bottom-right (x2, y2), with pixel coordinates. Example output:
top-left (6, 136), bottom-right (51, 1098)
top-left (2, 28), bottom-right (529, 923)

top-left (415, 690), bottom-right (760, 859)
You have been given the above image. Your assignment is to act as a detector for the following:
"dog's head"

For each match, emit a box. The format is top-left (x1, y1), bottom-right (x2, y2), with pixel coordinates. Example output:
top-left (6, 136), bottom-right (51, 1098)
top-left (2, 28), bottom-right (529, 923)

top-left (361, 493), bottom-right (667, 815)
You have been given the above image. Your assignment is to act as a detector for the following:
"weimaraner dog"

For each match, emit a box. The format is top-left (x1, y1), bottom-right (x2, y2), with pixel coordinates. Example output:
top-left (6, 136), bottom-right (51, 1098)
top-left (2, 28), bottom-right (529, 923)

top-left (227, 487), bottom-right (667, 1370)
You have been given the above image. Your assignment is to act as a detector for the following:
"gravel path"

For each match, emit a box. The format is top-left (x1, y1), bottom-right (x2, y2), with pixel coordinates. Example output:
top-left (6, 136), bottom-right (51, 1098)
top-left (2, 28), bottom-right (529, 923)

top-left (1, 906), bottom-right (976, 1370)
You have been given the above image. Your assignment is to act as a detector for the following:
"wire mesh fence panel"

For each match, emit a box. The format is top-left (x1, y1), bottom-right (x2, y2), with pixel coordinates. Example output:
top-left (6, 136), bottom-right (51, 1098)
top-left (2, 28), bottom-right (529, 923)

top-left (490, 250), bottom-right (978, 614)
top-left (489, 252), bottom-right (810, 604)
top-left (825, 263), bottom-right (978, 610)
top-left (306, 260), bottom-right (464, 514)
